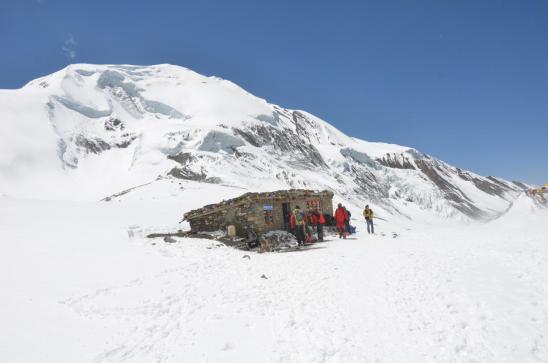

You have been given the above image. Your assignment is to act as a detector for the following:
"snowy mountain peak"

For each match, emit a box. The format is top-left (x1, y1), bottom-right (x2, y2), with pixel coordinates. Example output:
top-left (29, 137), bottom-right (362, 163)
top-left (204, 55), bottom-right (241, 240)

top-left (0, 64), bottom-right (524, 220)
top-left (24, 63), bottom-right (271, 122)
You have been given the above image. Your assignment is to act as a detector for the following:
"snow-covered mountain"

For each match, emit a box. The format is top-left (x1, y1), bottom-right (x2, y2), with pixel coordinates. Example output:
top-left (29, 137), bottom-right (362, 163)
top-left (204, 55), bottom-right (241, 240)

top-left (0, 64), bottom-right (525, 220)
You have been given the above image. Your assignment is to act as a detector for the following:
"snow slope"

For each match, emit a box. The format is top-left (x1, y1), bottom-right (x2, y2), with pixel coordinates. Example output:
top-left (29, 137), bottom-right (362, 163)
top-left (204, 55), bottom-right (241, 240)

top-left (0, 64), bottom-right (524, 221)
top-left (1, 194), bottom-right (547, 362)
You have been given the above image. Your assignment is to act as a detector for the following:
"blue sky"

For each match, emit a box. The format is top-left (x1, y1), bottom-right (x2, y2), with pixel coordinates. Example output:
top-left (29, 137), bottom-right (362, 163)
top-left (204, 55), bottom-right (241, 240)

top-left (1, 0), bottom-right (547, 184)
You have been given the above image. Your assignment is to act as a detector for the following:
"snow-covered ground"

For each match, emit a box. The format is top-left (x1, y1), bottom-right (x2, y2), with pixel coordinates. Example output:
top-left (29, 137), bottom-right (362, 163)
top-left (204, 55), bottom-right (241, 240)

top-left (1, 194), bottom-right (547, 363)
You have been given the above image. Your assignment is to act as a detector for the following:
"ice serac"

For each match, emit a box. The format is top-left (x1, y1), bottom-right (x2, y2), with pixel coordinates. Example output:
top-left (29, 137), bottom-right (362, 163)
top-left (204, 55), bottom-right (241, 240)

top-left (0, 63), bottom-right (524, 219)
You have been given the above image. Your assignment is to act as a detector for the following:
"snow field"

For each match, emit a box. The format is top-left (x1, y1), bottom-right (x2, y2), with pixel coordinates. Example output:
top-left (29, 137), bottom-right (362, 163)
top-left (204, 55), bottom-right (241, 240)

top-left (1, 195), bottom-right (547, 362)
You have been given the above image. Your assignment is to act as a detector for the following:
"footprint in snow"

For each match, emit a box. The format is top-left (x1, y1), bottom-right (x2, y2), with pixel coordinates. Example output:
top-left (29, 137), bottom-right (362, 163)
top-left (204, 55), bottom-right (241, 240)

top-left (221, 343), bottom-right (234, 351)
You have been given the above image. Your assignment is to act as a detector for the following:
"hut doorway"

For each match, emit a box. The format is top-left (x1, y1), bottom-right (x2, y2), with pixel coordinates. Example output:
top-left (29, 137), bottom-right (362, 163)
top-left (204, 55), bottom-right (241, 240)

top-left (282, 202), bottom-right (291, 230)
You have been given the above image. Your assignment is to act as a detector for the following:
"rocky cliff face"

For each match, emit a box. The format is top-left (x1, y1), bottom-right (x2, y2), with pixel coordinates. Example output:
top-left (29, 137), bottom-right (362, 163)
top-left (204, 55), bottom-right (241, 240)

top-left (0, 64), bottom-right (524, 219)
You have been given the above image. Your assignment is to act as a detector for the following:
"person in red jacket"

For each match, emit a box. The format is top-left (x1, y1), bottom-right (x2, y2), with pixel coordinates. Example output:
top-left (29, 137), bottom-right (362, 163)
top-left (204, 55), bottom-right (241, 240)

top-left (334, 203), bottom-right (348, 239)
top-left (305, 209), bottom-right (317, 243)
top-left (316, 209), bottom-right (326, 241)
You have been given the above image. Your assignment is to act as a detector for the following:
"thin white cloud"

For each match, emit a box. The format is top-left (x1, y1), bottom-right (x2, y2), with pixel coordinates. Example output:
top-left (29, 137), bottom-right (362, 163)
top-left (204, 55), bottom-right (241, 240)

top-left (62, 34), bottom-right (78, 60)
top-left (65, 34), bottom-right (77, 46)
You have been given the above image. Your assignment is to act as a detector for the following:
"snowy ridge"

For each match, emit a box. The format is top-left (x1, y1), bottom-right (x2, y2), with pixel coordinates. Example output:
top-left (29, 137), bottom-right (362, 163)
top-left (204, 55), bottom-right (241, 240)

top-left (0, 64), bottom-right (524, 220)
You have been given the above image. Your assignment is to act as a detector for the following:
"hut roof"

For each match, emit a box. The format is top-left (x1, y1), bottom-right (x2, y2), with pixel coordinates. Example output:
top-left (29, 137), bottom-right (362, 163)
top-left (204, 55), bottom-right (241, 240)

top-left (183, 189), bottom-right (333, 220)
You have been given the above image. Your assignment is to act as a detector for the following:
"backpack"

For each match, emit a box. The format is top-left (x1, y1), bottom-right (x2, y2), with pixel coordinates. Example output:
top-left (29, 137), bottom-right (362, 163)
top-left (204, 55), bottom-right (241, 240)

top-left (294, 209), bottom-right (305, 225)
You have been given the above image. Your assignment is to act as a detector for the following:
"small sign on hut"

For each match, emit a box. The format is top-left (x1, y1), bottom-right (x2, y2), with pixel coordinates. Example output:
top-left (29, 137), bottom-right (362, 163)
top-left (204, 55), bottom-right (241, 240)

top-left (183, 189), bottom-right (334, 237)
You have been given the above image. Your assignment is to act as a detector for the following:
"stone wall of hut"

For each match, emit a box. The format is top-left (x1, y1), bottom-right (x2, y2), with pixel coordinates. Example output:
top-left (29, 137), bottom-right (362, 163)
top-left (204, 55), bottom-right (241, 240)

top-left (186, 190), bottom-right (334, 237)
top-left (187, 205), bottom-right (250, 236)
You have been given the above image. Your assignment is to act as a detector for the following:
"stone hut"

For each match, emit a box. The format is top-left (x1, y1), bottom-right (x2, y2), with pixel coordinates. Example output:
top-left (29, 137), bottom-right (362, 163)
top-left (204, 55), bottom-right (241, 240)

top-left (183, 189), bottom-right (334, 237)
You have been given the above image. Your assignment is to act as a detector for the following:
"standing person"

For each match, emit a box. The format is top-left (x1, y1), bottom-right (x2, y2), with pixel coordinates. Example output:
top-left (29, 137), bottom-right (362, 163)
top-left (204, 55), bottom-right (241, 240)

top-left (344, 206), bottom-right (352, 234)
top-left (363, 204), bottom-right (374, 234)
top-left (290, 205), bottom-right (306, 245)
top-left (316, 209), bottom-right (326, 241)
top-left (305, 208), bottom-right (316, 243)
top-left (334, 203), bottom-right (348, 239)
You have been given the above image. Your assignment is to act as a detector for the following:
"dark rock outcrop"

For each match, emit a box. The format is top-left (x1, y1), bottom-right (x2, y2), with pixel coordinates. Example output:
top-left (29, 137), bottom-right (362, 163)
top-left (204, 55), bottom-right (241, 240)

top-left (104, 118), bottom-right (125, 131)
top-left (233, 124), bottom-right (326, 168)
top-left (377, 153), bottom-right (416, 170)
top-left (415, 160), bottom-right (486, 218)
top-left (167, 152), bottom-right (195, 165)
top-left (456, 169), bottom-right (507, 198)
top-left (168, 166), bottom-right (221, 184)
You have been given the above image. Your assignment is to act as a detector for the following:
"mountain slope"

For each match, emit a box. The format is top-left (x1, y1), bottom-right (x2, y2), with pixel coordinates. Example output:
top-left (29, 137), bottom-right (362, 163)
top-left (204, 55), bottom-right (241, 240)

top-left (0, 64), bottom-right (524, 220)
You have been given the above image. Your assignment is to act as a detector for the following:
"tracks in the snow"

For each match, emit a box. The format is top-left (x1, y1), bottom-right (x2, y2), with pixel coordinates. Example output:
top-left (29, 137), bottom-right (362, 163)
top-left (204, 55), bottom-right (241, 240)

top-left (58, 232), bottom-right (548, 362)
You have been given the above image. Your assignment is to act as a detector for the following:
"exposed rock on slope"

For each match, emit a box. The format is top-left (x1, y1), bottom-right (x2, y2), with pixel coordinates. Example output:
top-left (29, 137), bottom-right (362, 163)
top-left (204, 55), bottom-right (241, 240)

top-left (0, 64), bottom-right (524, 220)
